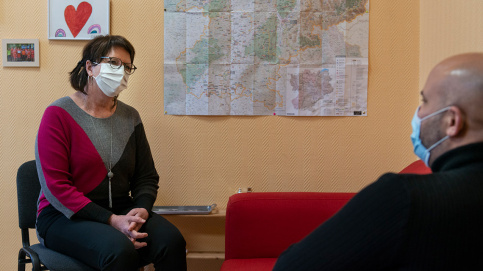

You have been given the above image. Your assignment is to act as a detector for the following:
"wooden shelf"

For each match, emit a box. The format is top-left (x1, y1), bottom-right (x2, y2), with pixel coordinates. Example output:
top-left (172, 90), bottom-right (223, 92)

top-left (187, 252), bottom-right (225, 260)
top-left (160, 209), bottom-right (226, 217)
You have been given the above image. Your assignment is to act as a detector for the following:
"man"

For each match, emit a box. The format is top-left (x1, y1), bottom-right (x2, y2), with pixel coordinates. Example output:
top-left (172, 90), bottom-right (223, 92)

top-left (273, 53), bottom-right (483, 270)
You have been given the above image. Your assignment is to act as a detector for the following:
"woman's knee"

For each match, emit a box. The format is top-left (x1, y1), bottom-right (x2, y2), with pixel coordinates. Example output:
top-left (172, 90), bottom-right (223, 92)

top-left (101, 237), bottom-right (140, 270)
top-left (168, 224), bottom-right (186, 246)
top-left (152, 218), bottom-right (185, 248)
top-left (145, 216), bottom-right (186, 255)
top-left (151, 226), bottom-right (187, 269)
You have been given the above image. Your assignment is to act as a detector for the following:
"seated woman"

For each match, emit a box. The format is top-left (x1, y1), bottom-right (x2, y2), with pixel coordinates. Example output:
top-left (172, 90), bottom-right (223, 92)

top-left (35, 35), bottom-right (187, 270)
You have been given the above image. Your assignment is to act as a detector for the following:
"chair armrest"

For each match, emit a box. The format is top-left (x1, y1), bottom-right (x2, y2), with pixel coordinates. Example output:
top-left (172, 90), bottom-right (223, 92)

top-left (18, 247), bottom-right (42, 271)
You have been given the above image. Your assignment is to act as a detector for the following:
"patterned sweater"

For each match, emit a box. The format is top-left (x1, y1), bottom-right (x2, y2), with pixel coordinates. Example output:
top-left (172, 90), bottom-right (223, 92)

top-left (35, 97), bottom-right (159, 224)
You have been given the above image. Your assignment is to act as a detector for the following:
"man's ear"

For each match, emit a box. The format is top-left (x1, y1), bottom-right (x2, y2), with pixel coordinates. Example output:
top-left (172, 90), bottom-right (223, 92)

top-left (446, 106), bottom-right (465, 137)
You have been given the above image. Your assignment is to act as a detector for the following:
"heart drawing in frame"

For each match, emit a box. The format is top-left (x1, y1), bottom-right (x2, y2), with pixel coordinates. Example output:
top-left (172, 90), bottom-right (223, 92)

top-left (64, 2), bottom-right (92, 38)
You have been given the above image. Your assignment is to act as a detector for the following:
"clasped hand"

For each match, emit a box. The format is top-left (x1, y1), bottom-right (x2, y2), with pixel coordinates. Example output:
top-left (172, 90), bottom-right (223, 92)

top-left (108, 208), bottom-right (150, 249)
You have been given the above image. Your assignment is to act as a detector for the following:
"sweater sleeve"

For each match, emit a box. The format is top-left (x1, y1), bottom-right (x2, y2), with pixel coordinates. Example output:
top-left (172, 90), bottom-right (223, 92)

top-left (273, 173), bottom-right (410, 271)
top-left (130, 122), bottom-right (159, 212)
top-left (36, 106), bottom-right (113, 223)
top-left (74, 202), bottom-right (113, 224)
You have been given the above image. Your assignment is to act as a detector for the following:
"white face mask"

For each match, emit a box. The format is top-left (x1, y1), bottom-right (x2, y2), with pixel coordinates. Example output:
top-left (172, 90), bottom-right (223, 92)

top-left (94, 63), bottom-right (129, 97)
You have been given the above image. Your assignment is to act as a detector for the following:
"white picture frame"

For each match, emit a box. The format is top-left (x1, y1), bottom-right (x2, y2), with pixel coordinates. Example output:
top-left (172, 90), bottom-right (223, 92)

top-left (2, 39), bottom-right (40, 67)
top-left (48, 0), bottom-right (110, 40)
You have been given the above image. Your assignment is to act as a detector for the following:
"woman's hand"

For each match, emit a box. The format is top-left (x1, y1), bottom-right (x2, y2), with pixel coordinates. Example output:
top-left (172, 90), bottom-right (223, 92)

top-left (108, 213), bottom-right (148, 249)
top-left (126, 208), bottom-right (150, 232)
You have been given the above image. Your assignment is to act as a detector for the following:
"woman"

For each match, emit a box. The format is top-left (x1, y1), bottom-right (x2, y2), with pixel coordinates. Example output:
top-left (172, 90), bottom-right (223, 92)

top-left (35, 35), bottom-right (187, 270)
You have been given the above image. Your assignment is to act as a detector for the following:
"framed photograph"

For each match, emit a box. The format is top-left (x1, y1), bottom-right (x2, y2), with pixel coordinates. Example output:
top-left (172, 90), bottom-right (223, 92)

top-left (48, 0), bottom-right (110, 40)
top-left (2, 39), bottom-right (40, 67)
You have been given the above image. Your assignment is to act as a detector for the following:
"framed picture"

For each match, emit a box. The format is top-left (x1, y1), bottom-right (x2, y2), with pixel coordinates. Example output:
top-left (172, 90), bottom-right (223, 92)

top-left (48, 0), bottom-right (110, 40)
top-left (2, 39), bottom-right (40, 67)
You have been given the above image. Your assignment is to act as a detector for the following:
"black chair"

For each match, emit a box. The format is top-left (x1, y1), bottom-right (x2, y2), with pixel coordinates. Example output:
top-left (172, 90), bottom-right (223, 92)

top-left (17, 160), bottom-right (97, 271)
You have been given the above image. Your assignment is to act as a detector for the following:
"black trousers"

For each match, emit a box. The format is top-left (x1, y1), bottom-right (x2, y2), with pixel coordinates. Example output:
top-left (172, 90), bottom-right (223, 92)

top-left (37, 205), bottom-right (187, 271)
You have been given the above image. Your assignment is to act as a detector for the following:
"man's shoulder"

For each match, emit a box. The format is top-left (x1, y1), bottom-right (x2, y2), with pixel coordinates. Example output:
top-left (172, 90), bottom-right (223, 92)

top-left (347, 173), bottom-right (413, 209)
top-left (372, 172), bottom-right (416, 188)
top-left (376, 169), bottom-right (483, 202)
top-left (375, 171), bottom-right (440, 193)
top-left (355, 172), bottom-right (439, 206)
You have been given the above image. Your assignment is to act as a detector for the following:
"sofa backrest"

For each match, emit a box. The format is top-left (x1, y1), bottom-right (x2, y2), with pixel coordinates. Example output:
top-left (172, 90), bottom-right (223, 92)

top-left (224, 192), bottom-right (355, 260)
top-left (398, 160), bottom-right (431, 174)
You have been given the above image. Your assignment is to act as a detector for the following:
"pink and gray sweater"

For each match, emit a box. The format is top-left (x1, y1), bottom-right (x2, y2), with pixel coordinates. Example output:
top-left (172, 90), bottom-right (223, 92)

top-left (35, 97), bottom-right (159, 223)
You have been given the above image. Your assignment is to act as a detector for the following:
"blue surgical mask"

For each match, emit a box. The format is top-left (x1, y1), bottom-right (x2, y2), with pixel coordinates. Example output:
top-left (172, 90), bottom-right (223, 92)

top-left (410, 106), bottom-right (451, 166)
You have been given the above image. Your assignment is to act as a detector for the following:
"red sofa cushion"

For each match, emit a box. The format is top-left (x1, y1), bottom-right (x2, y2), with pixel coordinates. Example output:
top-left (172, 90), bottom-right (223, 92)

top-left (224, 192), bottom-right (355, 260)
top-left (221, 258), bottom-right (277, 271)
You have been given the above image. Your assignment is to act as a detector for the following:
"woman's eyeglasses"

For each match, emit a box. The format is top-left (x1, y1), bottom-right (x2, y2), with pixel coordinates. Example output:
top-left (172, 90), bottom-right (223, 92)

top-left (95, 56), bottom-right (137, 75)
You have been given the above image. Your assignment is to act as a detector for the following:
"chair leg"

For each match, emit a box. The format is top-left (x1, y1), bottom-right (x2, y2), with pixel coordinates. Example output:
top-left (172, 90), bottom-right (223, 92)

top-left (18, 248), bottom-right (27, 271)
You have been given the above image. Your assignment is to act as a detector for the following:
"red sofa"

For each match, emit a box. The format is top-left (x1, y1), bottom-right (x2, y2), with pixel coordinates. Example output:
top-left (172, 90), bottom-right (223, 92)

top-left (221, 192), bottom-right (356, 270)
top-left (220, 160), bottom-right (430, 271)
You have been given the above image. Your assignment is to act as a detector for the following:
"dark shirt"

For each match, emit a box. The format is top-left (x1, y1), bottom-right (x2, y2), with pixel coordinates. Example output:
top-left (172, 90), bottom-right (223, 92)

top-left (273, 142), bottom-right (483, 270)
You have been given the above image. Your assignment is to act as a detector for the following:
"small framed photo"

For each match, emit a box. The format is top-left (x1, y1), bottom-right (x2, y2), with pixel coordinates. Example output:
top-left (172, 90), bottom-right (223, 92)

top-left (2, 39), bottom-right (40, 67)
top-left (48, 0), bottom-right (110, 40)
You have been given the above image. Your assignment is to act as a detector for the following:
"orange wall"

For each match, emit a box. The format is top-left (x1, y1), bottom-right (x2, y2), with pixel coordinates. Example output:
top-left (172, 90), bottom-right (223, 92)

top-left (420, 0), bottom-right (483, 90)
top-left (0, 0), bottom-right (424, 269)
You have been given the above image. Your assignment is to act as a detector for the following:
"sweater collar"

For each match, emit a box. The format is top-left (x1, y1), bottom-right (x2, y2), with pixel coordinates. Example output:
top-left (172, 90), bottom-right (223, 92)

top-left (431, 142), bottom-right (483, 172)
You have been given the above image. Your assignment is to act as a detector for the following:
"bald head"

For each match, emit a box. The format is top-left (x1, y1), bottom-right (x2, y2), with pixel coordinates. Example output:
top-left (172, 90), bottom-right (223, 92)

top-left (418, 53), bottom-right (483, 165)
top-left (426, 53), bottom-right (483, 128)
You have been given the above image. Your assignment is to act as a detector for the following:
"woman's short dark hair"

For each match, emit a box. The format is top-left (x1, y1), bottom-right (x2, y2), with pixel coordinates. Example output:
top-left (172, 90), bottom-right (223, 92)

top-left (69, 35), bottom-right (135, 93)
